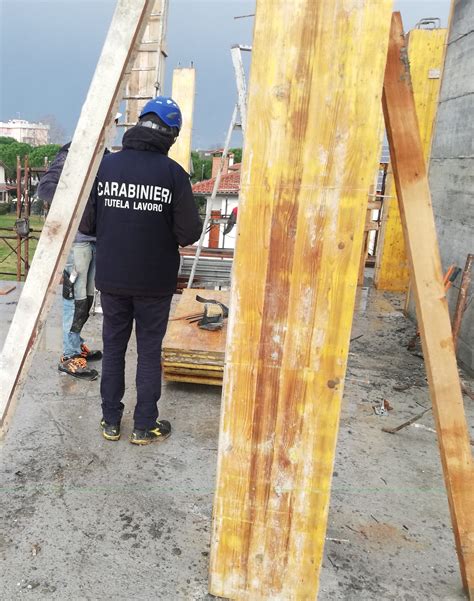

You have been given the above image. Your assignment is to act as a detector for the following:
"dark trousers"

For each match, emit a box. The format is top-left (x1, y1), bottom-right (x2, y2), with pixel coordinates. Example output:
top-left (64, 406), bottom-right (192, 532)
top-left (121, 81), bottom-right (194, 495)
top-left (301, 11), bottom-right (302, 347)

top-left (100, 292), bottom-right (173, 430)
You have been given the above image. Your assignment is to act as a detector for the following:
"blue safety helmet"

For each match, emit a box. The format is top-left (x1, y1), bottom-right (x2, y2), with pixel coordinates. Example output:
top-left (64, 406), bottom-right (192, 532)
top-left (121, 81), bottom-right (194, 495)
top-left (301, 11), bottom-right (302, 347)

top-left (139, 96), bottom-right (182, 132)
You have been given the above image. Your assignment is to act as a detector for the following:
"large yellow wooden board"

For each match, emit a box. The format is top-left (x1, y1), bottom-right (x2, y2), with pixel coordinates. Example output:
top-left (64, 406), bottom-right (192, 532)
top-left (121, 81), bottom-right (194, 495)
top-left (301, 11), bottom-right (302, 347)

top-left (374, 27), bottom-right (446, 291)
top-left (168, 67), bottom-right (196, 173)
top-left (209, 1), bottom-right (393, 598)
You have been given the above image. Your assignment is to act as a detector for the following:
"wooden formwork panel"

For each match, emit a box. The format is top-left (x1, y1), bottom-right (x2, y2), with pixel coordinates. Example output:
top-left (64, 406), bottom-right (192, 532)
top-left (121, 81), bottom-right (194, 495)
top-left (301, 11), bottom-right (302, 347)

top-left (374, 26), bottom-right (447, 291)
top-left (169, 67), bottom-right (196, 173)
top-left (209, 1), bottom-right (393, 598)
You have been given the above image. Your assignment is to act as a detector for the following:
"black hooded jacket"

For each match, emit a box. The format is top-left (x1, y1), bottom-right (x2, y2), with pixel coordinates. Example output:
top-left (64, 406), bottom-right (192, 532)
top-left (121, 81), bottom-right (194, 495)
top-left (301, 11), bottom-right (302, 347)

top-left (79, 126), bottom-right (202, 296)
top-left (36, 142), bottom-right (71, 203)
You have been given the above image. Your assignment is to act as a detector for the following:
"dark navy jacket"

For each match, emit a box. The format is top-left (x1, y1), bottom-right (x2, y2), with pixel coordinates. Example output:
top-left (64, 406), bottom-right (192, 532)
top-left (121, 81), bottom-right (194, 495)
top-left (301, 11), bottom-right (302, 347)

top-left (80, 147), bottom-right (202, 296)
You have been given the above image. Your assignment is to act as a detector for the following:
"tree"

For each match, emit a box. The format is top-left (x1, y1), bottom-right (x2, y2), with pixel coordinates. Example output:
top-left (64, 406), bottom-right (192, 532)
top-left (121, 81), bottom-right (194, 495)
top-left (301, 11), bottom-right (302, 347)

top-left (0, 142), bottom-right (33, 179)
top-left (0, 142), bottom-right (60, 180)
top-left (0, 136), bottom-right (17, 145)
top-left (191, 151), bottom-right (212, 184)
top-left (229, 147), bottom-right (242, 164)
top-left (193, 194), bottom-right (207, 214)
top-left (28, 144), bottom-right (61, 168)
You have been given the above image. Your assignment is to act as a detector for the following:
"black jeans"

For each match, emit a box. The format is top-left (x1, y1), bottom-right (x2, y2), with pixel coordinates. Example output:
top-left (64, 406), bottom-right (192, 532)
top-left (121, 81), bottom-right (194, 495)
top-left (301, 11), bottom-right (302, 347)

top-left (100, 292), bottom-right (173, 430)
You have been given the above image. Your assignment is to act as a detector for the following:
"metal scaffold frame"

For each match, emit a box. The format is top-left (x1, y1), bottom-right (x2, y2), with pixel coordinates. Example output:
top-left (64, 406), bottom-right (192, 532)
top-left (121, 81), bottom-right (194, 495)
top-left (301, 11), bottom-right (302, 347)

top-left (0, 156), bottom-right (46, 281)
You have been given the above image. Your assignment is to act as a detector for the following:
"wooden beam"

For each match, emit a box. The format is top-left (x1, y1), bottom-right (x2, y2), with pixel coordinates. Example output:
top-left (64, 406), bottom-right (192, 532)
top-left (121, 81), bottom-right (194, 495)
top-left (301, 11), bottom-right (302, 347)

top-left (375, 25), bottom-right (446, 291)
top-left (168, 67), bottom-right (196, 172)
top-left (383, 12), bottom-right (474, 595)
top-left (209, 1), bottom-right (393, 598)
top-left (0, 0), bottom-right (155, 437)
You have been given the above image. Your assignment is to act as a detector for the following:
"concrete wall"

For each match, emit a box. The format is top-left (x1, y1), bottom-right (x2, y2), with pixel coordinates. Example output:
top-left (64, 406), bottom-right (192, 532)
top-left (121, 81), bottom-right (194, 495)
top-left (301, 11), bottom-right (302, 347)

top-left (429, 0), bottom-right (474, 371)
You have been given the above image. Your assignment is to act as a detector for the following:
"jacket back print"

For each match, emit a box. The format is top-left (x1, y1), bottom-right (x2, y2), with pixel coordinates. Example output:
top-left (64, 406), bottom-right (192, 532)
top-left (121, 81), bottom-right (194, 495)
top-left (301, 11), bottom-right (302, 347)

top-left (80, 148), bottom-right (202, 297)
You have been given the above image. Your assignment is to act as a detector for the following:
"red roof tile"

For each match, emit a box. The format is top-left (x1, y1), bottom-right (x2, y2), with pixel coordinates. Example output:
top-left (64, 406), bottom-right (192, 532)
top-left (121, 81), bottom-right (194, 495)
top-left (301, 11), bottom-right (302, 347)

top-left (192, 171), bottom-right (240, 195)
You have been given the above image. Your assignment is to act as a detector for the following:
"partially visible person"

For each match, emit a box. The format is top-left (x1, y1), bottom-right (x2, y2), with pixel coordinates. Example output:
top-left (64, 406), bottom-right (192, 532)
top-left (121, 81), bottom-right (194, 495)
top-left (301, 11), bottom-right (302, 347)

top-left (80, 97), bottom-right (202, 445)
top-left (37, 114), bottom-right (120, 380)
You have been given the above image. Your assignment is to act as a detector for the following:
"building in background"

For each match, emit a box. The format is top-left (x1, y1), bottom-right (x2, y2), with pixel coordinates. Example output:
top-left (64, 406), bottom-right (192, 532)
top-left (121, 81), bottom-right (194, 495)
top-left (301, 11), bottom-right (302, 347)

top-left (192, 159), bottom-right (240, 249)
top-left (0, 161), bottom-right (15, 203)
top-left (0, 119), bottom-right (49, 146)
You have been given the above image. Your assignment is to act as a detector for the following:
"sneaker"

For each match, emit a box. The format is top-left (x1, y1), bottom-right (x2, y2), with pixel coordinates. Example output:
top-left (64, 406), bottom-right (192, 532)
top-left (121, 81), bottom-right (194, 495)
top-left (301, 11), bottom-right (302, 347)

top-left (80, 343), bottom-right (103, 362)
top-left (58, 356), bottom-right (99, 381)
top-left (130, 420), bottom-right (172, 445)
top-left (100, 419), bottom-right (121, 441)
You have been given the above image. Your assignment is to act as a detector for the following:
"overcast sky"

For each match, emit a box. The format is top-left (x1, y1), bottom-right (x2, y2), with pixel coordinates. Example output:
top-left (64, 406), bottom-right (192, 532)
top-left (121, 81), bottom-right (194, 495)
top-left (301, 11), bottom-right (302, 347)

top-left (0, 0), bottom-right (450, 148)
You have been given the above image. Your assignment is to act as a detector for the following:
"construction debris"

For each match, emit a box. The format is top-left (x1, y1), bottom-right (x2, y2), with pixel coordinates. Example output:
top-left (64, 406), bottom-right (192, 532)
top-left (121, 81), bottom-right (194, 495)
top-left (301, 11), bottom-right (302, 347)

top-left (382, 407), bottom-right (431, 434)
top-left (373, 399), bottom-right (393, 416)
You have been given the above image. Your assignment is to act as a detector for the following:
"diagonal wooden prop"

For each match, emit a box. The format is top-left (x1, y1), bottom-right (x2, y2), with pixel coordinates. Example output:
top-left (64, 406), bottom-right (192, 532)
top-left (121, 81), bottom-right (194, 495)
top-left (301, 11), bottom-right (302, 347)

top-left (383, 12), bottom-right (474, 595)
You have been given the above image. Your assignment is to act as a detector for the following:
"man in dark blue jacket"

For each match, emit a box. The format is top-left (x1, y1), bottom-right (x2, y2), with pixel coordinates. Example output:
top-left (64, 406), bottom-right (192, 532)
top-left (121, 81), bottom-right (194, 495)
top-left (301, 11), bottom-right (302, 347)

top-left (80, 96), bottom-right (202, 445)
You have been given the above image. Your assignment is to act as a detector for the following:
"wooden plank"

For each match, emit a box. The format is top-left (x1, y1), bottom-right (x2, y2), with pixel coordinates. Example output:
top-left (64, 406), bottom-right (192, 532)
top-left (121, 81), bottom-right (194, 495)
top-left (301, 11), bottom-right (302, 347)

top-left (163, 373), bottom-right (223, 386)
top-left (209, 1), bottom-right (392, 598)
top-left (163, 362), bottom-right (224, 372)
top-left (383, 12), bottom-right (474, 595)
top-left (0, 0), bottom-right (155, 437)
top-left (164, 366), bottom-right (223, 378)
top-left (168, 67), bottom-right (196, 172)
top-left (163, 351), bottom-right (224, 365)
top-left (375, 25), bottom-right (446, 291)
top-left (373, 167), bottom-right (410, 290)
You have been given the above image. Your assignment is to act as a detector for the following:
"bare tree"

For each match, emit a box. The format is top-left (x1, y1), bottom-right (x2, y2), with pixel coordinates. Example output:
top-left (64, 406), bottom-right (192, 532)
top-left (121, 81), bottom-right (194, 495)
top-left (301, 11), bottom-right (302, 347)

top-left (37, 114), bottom-right (67, 144)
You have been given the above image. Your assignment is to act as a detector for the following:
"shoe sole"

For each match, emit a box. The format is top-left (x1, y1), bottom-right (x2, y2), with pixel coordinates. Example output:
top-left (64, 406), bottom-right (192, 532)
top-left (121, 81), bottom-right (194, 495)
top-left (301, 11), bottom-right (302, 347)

top-left (129, 432), bottom-right (171, 445)
top-left (81, 355), bottom-right (103, 362)
top-left (58, 367), bottom-right (98, 381)
top-left (102, 431), bottom-right (121, 441)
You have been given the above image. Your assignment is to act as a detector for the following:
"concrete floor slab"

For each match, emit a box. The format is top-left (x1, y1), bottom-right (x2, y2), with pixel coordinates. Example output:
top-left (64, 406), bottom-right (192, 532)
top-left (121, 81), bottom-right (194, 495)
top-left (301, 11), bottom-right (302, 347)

top-left (0, 280), bottom-right (473, 600)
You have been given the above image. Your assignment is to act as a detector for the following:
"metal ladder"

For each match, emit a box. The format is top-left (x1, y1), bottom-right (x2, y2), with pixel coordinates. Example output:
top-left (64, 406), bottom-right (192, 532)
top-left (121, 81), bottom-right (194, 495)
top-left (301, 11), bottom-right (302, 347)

top-left (186, 45), bottom-right (250, 288)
